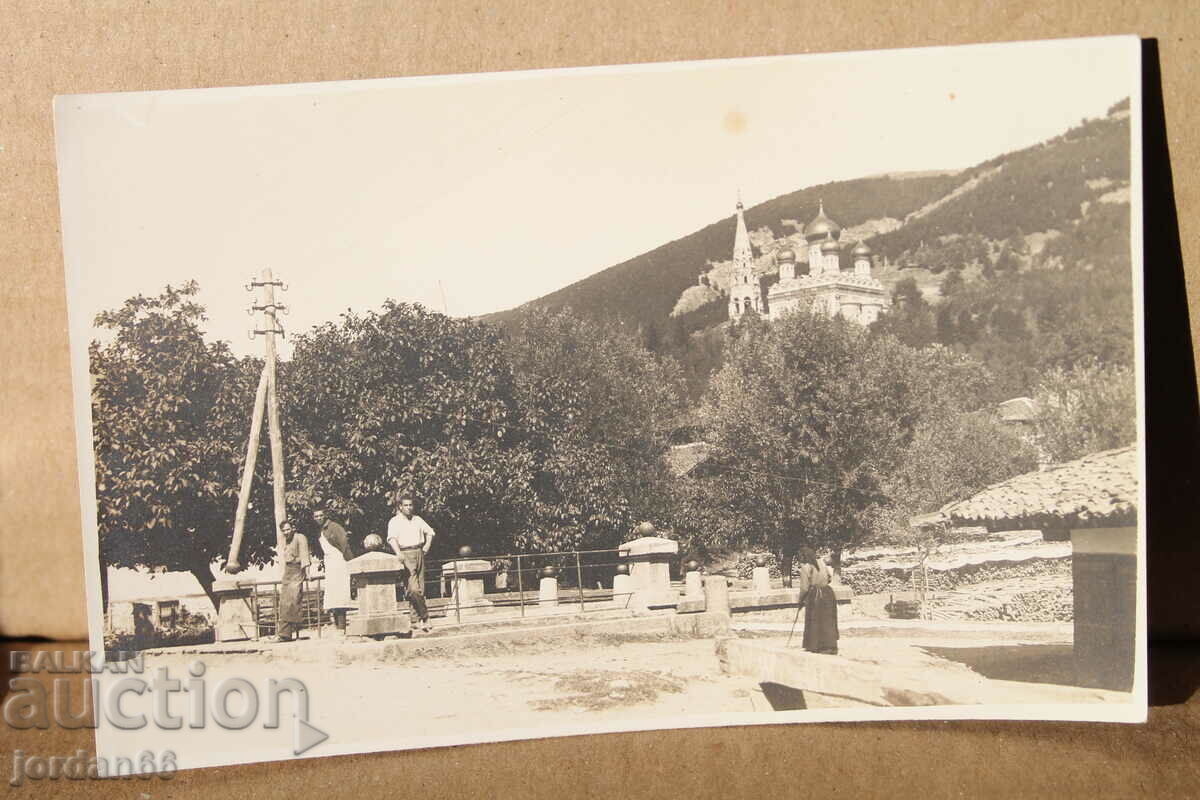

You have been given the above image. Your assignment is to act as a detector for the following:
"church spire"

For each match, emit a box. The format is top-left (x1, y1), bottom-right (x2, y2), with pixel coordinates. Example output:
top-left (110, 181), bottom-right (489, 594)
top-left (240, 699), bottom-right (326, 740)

top-left (732, 195), bottom-right (753, 272)
top-left (728, 193), bottom-right (761, 320)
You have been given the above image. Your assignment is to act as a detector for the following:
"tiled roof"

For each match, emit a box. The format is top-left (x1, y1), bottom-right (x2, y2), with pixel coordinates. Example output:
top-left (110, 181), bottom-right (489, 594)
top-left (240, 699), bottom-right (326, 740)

top-left (915, 446), bottom-right (1139, 532)
top-left (666, 442), bottom-right (712, 477)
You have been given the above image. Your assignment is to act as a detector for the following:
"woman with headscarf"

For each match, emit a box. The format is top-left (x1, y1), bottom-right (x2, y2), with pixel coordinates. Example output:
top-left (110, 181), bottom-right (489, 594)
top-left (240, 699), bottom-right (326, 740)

top-left (795, 547), bottom-right (838, 655)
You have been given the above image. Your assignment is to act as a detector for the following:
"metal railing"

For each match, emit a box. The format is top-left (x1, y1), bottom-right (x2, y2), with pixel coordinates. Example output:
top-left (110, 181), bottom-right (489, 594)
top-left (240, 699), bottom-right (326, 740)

top-left (421, 547), bottom-right (633, 626)
top-left (191, 546), bottom-right (643, 641)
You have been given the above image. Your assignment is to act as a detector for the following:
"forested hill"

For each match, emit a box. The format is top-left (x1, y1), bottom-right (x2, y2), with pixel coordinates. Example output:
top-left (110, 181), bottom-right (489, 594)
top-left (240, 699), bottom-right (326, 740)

top-left (483, 100), bottom-right (1130, 334)
top-left (481, 171), bottom-right (962, 331)
top-left (483, 100), bottom-right (1132, 402)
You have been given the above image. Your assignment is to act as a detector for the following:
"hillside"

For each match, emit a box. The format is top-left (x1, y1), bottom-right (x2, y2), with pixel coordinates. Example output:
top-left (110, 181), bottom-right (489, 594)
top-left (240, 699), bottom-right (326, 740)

top-left (484, 100), bottom-right (1133, 402)
top-left (481, 172), bottom-right (962, 330)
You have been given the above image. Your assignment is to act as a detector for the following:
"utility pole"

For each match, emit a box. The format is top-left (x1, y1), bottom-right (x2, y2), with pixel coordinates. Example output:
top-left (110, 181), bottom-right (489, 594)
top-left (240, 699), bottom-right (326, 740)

top-left (225, 267), bottom-right (289, 572)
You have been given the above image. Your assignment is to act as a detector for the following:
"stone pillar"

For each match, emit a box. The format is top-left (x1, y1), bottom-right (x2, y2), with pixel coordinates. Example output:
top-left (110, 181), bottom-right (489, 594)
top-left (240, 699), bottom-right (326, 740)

top-left (621, 535), bottom-right (679, 609)
top-left (703, 574), bottom-right (731, 617)
top-left (442, 559), bottom-right (494, 615)
top-left (752, 566), bottom-right (772, 594)
top-left (538, 576), bottom-right (558, 606)
top-left (346, 552), bottom-right (412, 637)
top-left (212, 579), bottom-right (255, 642)
top-left (685, 571), bottom-right (703, 598)
top-left (612, 573), bottom-right (634, 606)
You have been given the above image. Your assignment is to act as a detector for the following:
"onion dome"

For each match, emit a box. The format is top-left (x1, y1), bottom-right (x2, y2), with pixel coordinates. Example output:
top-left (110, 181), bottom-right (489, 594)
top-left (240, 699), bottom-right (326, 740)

top-left (820, 237), bottom-right (840, 254)
top-left (803, 199), bottom-right (842, 241)
top-left (852, 240), bottom-right (872, 257)
top-left (775, 245), bottom-right (796, 263)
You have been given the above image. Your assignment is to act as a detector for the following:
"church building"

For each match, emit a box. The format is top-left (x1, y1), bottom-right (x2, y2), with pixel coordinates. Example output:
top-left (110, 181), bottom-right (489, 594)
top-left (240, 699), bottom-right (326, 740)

top-left (725, 198), bottom-right (887, 325)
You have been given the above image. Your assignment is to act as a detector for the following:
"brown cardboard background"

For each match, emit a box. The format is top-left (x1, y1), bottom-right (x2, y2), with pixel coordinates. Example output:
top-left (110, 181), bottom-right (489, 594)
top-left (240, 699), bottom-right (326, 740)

top-left (1, 2), bottom-right (1197, 795)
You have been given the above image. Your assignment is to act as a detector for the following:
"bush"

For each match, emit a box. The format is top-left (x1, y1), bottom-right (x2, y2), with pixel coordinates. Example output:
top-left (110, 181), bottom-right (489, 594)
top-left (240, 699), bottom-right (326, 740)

top-left (104, 617), bottom-right (215, 653)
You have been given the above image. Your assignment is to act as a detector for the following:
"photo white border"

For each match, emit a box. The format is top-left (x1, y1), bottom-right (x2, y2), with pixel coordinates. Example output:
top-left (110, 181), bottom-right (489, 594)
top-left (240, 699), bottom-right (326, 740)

top-left (55, 34), bottom-right (1148, 773)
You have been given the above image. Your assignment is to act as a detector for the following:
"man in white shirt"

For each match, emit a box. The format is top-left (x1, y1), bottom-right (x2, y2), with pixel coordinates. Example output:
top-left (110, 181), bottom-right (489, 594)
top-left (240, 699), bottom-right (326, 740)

top-left (386, 495), bottom-right (436, 632)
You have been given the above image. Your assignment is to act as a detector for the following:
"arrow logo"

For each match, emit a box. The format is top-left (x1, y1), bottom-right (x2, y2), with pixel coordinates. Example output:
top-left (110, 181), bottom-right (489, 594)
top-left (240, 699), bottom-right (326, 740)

top-left (294, 717), bottom-right (330, 756)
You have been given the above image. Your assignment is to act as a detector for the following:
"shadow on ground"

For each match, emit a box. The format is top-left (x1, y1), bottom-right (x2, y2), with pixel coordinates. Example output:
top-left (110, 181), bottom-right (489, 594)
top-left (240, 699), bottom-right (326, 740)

top-left (918, 644), bottom-right (1077, 687)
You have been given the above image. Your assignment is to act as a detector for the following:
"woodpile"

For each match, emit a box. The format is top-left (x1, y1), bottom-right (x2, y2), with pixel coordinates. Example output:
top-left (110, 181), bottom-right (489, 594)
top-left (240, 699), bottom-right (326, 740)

top-left (961, 587), bottom-right (1073, 622)
top-left (842, 556), bottom-right (1071, 595)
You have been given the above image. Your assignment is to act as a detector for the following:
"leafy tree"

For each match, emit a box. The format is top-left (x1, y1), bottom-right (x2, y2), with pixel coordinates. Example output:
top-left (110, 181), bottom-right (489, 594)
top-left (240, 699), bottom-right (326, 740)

top-left (282, 302), bottom-right (530, 557)
top-left (504, 308), bottom-right (685, 552)
top-left (1033, 360), bottom-right (1138, 462)
top-left (90, 283), bottom-right (273, 606)
top-left (892, 277), bottom-right (925, 309)
top-left (870, 278), bottom-right (937, 349)
top-left (880, 410), bottom-right (1038, 541)
top-left (697, 311), bottom-right (992, 580)
top-left (941, 268), bottom-right (966, 297)
top-left (876, 410), bottom-right (1037, 606)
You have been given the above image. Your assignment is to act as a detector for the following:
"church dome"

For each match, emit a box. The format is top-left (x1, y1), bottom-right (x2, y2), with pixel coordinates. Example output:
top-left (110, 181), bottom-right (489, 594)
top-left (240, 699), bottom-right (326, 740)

top-left (803, 201), bottom-right (842, 241)
top-left (775, 245), bottom-right (796, 263)
top-left (820, 237), bottom-right (840, 254)
top-left (852, 240), bottom-right (872, 257)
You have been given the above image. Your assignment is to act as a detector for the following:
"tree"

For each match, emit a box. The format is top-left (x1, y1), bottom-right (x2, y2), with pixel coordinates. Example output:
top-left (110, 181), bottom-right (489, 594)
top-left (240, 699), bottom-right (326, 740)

top-left (504, 308), bottom-right (685, 552)
top-left (892, 277), bottom-right (925, 310)
top-left (870, 278), bottom-right (937, 349)
top-left (881, 410), bottom-right (1038, 539)
top-left (90, 283), bottom-right (274, 606)
top-left (283, 304), bottom-right (685, 558)
top-left (282, 302), bottom-right (531, 557)
top-left (941, 267), bottom-right (966, 297)
top-left (1033, 360), bottom-right (1138, 462)
top-left (874, 407), bottom-right (1038, 614)
top-left (698, 311), bottom-right (989, 581)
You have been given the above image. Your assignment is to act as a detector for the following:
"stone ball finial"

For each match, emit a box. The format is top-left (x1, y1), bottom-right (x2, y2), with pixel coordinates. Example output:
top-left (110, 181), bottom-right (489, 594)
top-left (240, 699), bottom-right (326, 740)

top-left (615, 563), bottom-right (630, 575)
top-left (685, 558), bottom-right (701, 572)
top-left (362, 533), bottom-right (385, 552)
top-left (458, 545), bottom-right (473, 558)
top-left (753, 553), bottom-right (770, 568)
top-left (634, 521), bottom-right (656, 537)
top-left (541, 565), bottom-right (559, 579)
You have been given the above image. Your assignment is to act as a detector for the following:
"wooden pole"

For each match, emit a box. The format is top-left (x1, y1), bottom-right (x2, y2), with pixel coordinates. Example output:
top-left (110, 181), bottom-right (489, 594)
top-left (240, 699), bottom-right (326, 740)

top-left (225, 364), bottom-right (269, 572)
top-left (262, 267), bottom-right (288, 555)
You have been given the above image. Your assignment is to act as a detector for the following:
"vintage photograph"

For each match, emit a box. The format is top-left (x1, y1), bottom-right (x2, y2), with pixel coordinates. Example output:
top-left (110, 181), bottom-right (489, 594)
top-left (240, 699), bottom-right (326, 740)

top-left (54, 35), bottom-right (1145, 771)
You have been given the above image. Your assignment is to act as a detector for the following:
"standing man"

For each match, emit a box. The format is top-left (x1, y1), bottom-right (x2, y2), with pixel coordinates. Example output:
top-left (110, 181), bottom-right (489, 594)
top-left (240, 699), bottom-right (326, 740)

top-left (276, 519), bottom-right (312, 642)
top-left (314, 508), bottom-right (357, 636)
top-left (386, 495), bottom-right (436, 633)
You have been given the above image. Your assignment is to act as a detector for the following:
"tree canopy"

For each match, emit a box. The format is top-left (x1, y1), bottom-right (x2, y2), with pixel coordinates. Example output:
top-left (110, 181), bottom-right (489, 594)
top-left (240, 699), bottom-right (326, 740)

top-left (92, 293), bottom-right (689, 595)
top-left (503, 308), bottom-right (685, 551)
top-left (687, 311), bottom-right (1008, 575)
top-left (282, 303), bottom-right (684, 556)
top-left (282, 301), bottom-right (529, 556)
top-left (1033, 360), bottom-right (1138, 463)
top-left (90, 283), bottom-right (275, 604)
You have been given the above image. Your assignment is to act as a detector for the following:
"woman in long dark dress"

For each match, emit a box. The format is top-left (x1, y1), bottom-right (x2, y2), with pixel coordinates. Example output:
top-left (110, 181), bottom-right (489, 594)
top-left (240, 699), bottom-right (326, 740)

top-left (796, 548), bottom-right (838, 655)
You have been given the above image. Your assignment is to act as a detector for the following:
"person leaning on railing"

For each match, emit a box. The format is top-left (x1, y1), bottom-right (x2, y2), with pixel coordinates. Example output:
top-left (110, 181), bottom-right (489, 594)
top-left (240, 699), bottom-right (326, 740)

top-left (386, 494), bottom-right (436, 634)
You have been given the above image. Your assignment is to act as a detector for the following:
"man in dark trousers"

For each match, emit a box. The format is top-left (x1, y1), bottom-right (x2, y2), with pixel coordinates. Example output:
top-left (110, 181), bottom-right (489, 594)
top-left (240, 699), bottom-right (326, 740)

top-left (276, 519), bottom-right (312, 642)
top-left (386, 495), bottom-right (436, 634)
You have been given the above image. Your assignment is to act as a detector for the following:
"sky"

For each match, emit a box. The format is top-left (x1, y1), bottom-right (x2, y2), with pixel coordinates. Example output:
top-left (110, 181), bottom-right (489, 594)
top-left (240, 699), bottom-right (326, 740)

top-left (55, 36), bottom-right (1139, 359)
